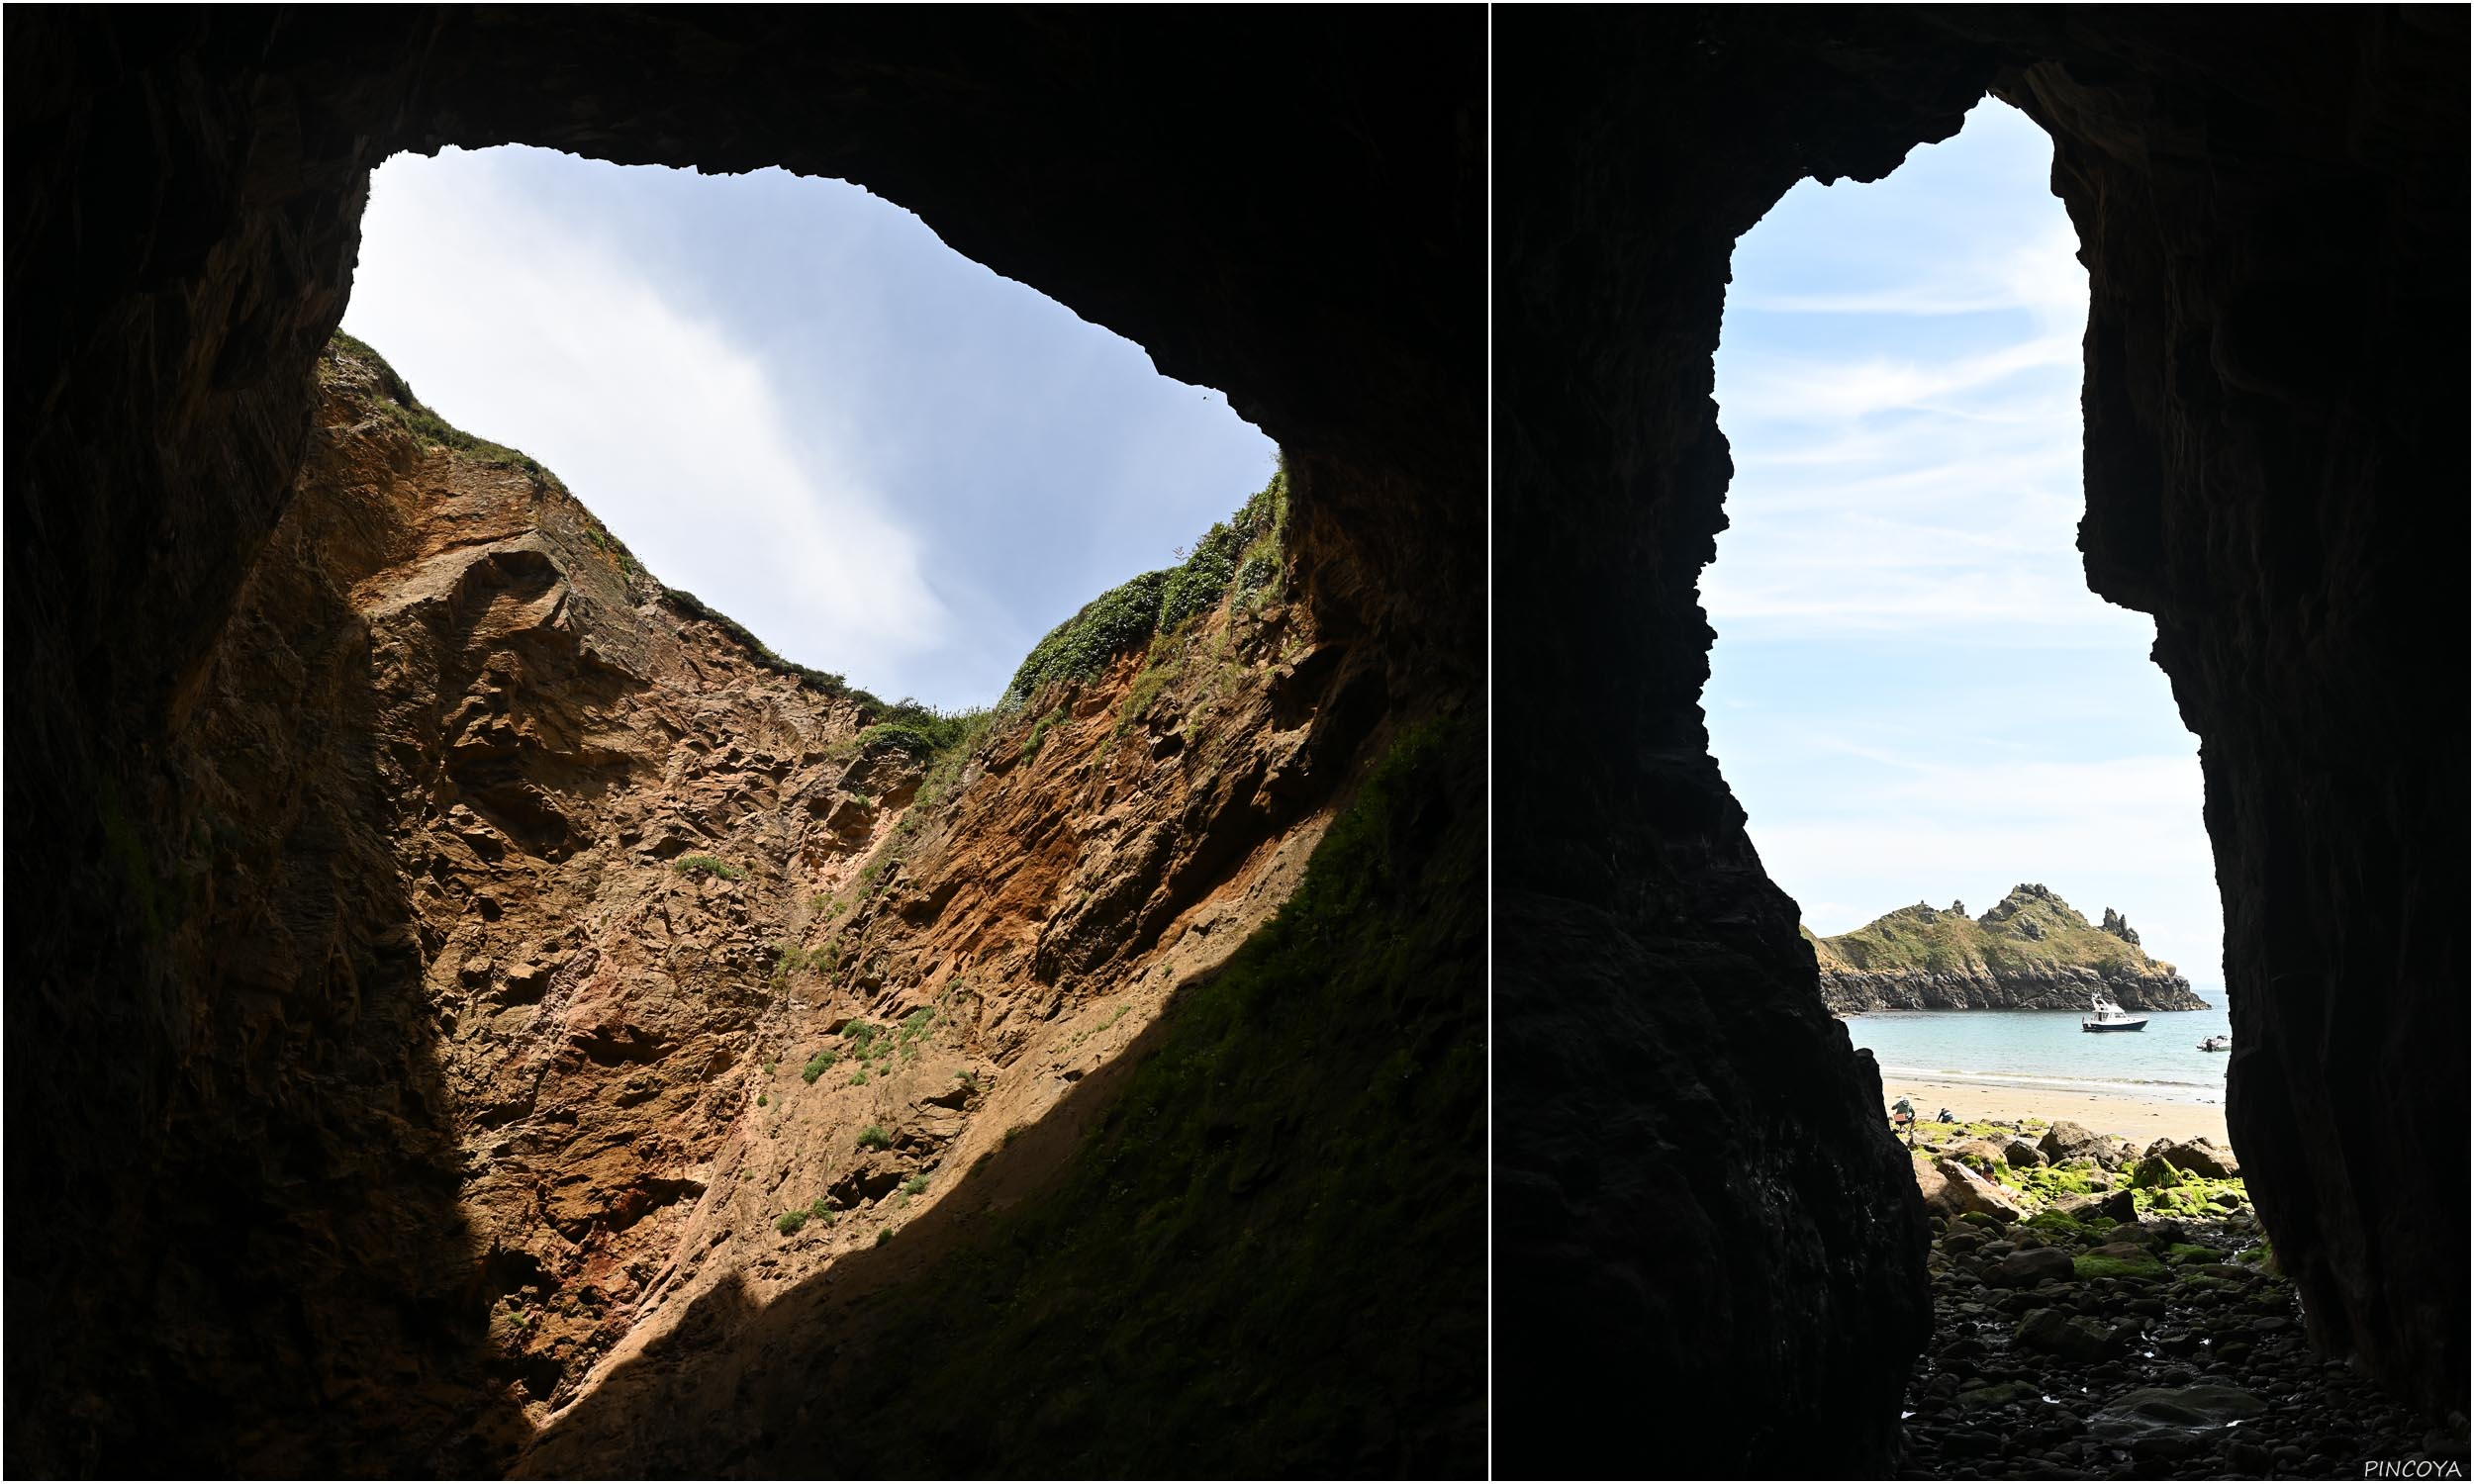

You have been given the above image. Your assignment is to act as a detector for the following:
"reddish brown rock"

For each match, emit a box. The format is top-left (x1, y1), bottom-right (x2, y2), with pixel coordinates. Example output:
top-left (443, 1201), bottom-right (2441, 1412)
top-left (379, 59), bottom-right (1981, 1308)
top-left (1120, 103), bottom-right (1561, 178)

top-left (257, 342), bottom-right (1367, 1437)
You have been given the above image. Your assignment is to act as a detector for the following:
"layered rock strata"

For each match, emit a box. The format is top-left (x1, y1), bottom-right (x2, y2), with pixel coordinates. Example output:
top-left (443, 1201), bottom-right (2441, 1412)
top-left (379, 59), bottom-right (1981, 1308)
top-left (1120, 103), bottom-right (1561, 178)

top-left (5, 323), bottom-right (1426, 1474)
top-left (302, 341), bottom-right (1380, 1457)
top-left (1811, 884), bottom-right (2210, 1013)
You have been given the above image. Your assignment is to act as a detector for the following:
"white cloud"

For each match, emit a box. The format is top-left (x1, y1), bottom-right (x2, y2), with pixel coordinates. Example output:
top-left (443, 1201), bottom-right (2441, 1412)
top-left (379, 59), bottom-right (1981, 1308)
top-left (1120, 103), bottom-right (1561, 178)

top-left (1708, 99), bottom-right (2223, 987)
top-left (343, 147), bottom-right (948, 687)
top-left (1733, 217), bottom-right (2086, 334)
top-left (1718, 329), bottom-right (2080, 429)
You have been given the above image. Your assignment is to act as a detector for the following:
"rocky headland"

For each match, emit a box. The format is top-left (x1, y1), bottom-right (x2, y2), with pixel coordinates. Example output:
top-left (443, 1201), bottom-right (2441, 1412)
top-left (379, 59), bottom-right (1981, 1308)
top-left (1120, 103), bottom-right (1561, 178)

top-left (1808, 884), bottom-right (2209, 1013)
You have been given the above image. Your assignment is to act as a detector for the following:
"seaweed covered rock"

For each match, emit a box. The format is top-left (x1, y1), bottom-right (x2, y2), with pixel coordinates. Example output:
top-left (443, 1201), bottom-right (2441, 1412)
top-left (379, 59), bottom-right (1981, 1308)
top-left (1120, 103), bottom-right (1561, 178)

top-left (2040, 1120), bottom-right (2114, 1166)
top-left (1919, 1156), bottom-right (2027, 1223)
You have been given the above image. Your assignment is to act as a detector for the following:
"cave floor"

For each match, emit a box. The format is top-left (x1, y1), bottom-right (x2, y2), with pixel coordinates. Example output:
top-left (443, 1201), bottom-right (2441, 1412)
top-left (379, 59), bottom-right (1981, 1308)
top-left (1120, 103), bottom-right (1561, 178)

top-left (1896, 1208), bottom-right (2466, 1480)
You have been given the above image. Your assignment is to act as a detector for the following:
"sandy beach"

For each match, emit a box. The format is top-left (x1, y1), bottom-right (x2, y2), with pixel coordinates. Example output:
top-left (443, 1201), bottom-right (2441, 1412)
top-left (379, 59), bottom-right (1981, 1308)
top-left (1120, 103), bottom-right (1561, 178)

top-left (1880, 1073), bottom-right (2230, 1145)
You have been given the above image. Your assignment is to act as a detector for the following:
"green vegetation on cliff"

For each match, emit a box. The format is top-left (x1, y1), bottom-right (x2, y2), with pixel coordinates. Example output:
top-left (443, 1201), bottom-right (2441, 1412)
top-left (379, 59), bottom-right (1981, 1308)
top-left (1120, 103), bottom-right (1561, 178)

top-left (325, 330), bottom-right (572, 491)
top-left (579, 717), bottom-right (1481, 1474)
top-left (1003, 469), bottom-right (1288, 705)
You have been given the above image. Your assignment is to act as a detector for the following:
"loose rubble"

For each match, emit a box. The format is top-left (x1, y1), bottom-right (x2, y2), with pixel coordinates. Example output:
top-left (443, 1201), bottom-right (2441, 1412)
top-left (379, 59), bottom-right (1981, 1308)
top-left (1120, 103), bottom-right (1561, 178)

top-left (1894, 1116), bottom-right (2468, 1479)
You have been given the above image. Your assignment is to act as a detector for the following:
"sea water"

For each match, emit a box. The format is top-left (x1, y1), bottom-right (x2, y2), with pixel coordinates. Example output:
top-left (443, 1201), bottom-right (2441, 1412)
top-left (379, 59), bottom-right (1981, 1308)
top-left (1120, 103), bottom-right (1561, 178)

top-left (1844, 1005), bottom-right (2234, 1106)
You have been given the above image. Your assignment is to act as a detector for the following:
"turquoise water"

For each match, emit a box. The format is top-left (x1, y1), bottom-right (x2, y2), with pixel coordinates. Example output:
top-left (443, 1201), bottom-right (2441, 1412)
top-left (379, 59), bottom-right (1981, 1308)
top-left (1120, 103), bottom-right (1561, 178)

top-left (1844, 1006), bottom-right (2234, 1105)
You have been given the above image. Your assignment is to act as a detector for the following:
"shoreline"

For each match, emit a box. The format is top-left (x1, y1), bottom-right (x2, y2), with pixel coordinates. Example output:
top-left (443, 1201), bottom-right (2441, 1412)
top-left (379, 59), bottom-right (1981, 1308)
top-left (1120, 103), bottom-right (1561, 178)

top-left (1879, 1072), bottom-right (2230, 1145)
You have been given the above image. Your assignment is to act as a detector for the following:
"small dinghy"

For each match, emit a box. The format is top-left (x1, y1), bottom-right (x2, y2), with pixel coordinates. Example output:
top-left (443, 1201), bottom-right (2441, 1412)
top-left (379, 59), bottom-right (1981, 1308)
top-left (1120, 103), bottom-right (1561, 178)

top-left (2081, 994), bottom-right (2148, 1033)
top-left (2197, 1034), bottom-right (2231, 1053)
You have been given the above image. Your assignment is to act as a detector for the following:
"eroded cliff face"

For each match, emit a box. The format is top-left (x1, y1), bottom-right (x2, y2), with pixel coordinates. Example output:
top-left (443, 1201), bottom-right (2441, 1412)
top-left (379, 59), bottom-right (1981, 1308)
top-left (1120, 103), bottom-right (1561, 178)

top-left (1810, 884), bottom-right (2209, 1013)
top-left (116, 338), bottom-right (1380, 1468)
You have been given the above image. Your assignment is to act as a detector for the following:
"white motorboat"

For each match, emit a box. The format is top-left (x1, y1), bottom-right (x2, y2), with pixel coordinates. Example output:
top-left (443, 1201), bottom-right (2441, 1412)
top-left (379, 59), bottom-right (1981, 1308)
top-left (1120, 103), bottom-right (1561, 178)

top-left (2081, 994), bottom-right (2147, 1033)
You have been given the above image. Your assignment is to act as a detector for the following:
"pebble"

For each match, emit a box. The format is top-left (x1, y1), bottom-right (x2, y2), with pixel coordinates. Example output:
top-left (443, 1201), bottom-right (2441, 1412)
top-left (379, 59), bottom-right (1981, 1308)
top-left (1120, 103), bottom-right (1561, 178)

top-left (1896, 1209), bottom-right (2458, 1479)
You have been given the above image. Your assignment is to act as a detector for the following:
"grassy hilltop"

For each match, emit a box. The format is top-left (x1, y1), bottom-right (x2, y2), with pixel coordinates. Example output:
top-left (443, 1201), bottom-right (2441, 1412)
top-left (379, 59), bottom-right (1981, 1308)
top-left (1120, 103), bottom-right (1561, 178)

top-left (1806, 883), bottom-right (2207, 1011)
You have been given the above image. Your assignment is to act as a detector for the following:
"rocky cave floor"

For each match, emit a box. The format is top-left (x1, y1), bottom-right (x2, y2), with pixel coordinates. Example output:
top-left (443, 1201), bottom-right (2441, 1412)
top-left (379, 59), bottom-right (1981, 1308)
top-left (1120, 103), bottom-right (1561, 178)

top-left (1895, 1173), bottom-right (2467, 1479)
top-left (1890, 1202), bottom-right (2454, 1474)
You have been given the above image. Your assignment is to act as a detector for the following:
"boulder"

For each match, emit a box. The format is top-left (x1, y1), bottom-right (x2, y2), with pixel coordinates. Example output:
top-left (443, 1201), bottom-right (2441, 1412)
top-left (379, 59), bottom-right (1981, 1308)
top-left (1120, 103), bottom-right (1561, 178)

top-left (1983, 1248), bottom-right (2075, 1288)
top-left (2129, 1153), bottom-right (2192, 1189)
top-left (1948, 1138), bottom-right (2011, 1171)
top-left (2086, 1385), bottom-right (2266, 1460)
top-left (2003, 1138), bottom-right (2046, 1167)
top-left (2142, 1136), bottom-right (2240, 1179)
top-left (2015, 1307), bottom-right (2130, 1362)
top-left (1916, 1156), bottom-right (2026, 1222)
top-left (1954, 1379), bottom-right (2044, 1411)
top-left (2038, 1120), bottom-right (2111, 1165)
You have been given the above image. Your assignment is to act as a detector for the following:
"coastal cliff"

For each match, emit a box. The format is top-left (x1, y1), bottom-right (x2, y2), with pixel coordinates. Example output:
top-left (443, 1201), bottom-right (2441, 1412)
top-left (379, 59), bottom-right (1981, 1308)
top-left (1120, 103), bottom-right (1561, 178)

top-left (1808, 884), bottom-right (2209, 1012)
top-left (91, 331), bottom-right (1466, 1472)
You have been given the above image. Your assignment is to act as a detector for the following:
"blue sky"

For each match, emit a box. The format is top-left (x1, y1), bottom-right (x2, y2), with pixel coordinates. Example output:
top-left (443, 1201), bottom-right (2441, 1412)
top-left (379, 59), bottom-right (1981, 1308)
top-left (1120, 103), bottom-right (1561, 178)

top-left (343, 145), bottom-right (1278, 709)
top-left (1706, 100), bottom-right (2224, 992)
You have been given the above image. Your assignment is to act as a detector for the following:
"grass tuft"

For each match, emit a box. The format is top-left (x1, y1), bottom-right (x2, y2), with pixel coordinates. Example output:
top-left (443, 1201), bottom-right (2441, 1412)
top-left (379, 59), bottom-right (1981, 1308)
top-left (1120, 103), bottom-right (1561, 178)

top-left (673, 855), bottom-right (746, 881)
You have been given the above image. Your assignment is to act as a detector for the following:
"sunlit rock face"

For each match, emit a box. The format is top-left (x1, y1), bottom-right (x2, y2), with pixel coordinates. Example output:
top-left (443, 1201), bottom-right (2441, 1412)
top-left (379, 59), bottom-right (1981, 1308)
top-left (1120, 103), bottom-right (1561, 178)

top-left (6, 10), bottom-right (1480, 1476)
top-left (1810, 886), bottom-right (2211, 1012)
top-left (1495, 8), bottom-right (2464, 1474)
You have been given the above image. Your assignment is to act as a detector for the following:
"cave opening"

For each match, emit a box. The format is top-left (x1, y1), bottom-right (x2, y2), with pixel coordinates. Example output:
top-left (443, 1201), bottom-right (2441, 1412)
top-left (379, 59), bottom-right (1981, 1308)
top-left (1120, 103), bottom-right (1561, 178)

top-left (1706, 96), bottom-right (2231, 1140)
top-left (8, 10), bottom-right (1485, 1475)
top-left (298, 142), bottom-right (1335, 1450)
top-left (343, 141), bottom-right (1285, 713)
top-left (1494, 11), bottom-right (2463, 1473)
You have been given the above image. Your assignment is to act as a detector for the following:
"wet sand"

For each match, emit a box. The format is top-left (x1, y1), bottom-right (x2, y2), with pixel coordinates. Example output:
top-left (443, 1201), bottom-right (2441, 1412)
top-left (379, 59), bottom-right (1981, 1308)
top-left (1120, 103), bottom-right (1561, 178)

top-left (1881, 1073), bottom-right (2230, 1145)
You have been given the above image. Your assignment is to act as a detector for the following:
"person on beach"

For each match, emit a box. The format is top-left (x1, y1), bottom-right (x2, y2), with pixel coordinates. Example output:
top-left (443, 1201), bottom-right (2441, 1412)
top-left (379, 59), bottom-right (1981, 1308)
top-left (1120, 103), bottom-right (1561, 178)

top-left (1890, 1096), bottom-right (1916, 1145)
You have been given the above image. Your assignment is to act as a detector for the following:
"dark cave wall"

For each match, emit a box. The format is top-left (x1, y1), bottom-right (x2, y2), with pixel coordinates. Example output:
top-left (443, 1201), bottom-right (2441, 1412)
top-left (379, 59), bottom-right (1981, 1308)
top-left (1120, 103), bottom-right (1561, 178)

top-left (5, 13), bottom-right (456, 1471)
top-left (1490, 14), bottom-right (1991, 1475)
top-left (4, 8), bottom-right (1478, 1475)
top-left (2002, 9), bottom-right (2470, 1421)
top-left (1493, 7), bottom-right (2466, 1474)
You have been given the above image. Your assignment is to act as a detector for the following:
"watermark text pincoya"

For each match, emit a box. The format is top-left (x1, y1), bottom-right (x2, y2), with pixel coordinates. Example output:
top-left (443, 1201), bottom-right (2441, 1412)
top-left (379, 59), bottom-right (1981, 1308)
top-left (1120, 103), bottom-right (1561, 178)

top-left (2364, 1461), bottom-right (2464, 1479)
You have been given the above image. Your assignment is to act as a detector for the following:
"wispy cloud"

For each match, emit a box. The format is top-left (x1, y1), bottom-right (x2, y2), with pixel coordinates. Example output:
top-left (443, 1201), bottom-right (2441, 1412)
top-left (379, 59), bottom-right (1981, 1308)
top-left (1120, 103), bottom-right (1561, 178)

top-left (345, 148), bottom-right (948, 690)
top-left (1719, 331), bottom-right (2081, 429)
top-left (1731, 213), bottom-right (2086, 330)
